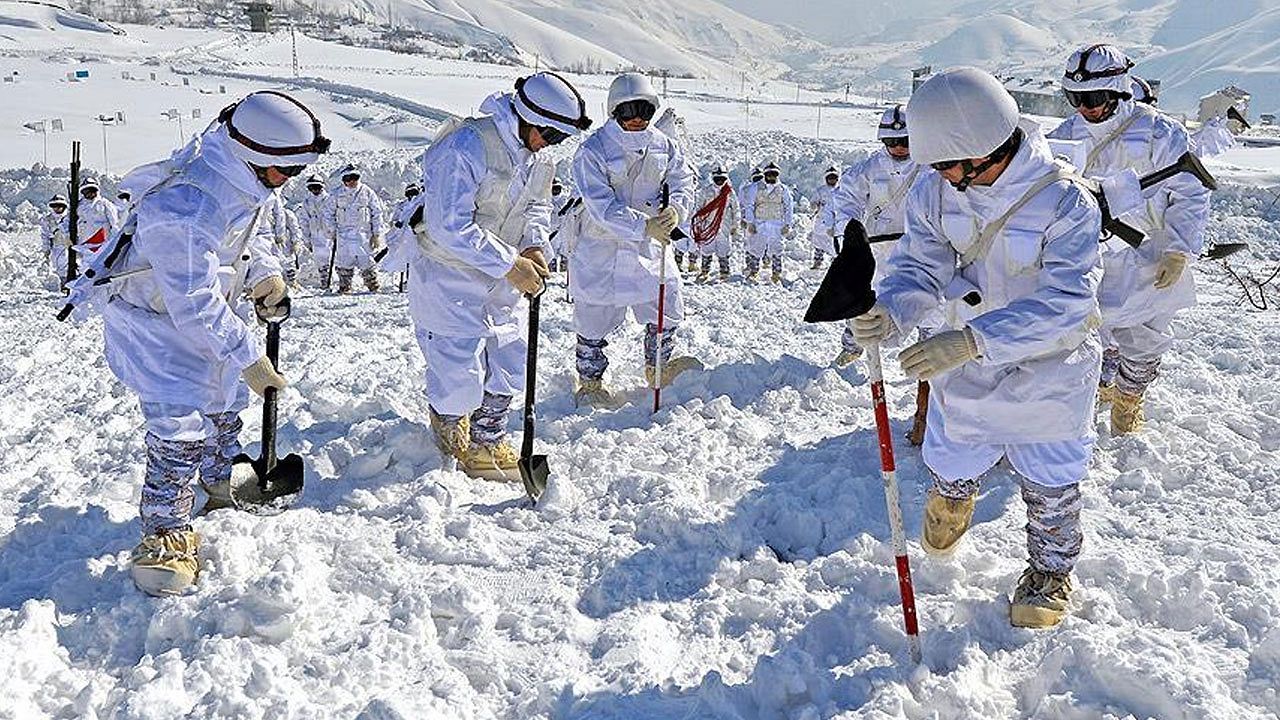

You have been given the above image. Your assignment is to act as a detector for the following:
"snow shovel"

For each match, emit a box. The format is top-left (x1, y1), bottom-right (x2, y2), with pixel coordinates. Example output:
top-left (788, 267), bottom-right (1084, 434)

top-left (518, 289), bottom-right (550, 503)
top-left (1203, 242), bottom-right (1249, 261)
top-left (230, 297), bottom-right (305, 513)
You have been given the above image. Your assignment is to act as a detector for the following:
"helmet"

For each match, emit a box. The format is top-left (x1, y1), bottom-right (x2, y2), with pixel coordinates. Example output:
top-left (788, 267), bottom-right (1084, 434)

top-left (607, 72), bottom-right (660, 118)
top-left (750, 166), bottom-right (763, 181)
top-left (305, 173), bottom-right (324, 187)
top-left (906, 67), bottom-right (1020, 167)
top-left (1062, 44), bottom-right (1134, 95)
top-left (404, 183), bottom-right (420, 198)
top-left (217, 90), bottom-right (330, 168)
top-left (762, 162), bottom-right (780, 174)
top-left (552, 176), bottom-right (563, 189)
top-left (117, 191), bottom-right (131, 200)
top-left (824, 165), bottom-right (839, 179)
top-left (80, 176), bottom-right (99, 193)
top-left (512, 72), bottom-right (592, 137)
top-left (1131, 76), bottom-right (1157, 105)
top-left (48, 193), bottom-right (68, 208)
top-left (339, 163), bottom-right (360, 181)
top-left (876, 105), bottom-right (909, 140)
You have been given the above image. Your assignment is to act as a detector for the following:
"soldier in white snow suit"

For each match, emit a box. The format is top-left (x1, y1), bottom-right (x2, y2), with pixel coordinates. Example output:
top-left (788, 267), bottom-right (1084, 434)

top-left (257, 192), bottom-right (304, 286)
top-left (40, 194), bottom-right (70, 285)
top-left (808, 166), bottom-right (839, 269)
top-left (300, 173), bottom-right (337, 288)
top-left (853, 68), bottom-right (1104, 629)
top-left (548, 177), bottom-right (569, 272)
top-left (569, 72), bottom-right (699, 407)
top-left (408, 72), bottom-right (586, 479)
top-left (76, 176), bottom-right (120, 255)
top-left (114, 190), bottom-right (133, 218)
top-left (1047, 44), bottom-right (1210, 435)
top-left (329, 164), bottom-right (386, 293)
top-left (828, 105), bottom-right (935, 444)
top-left (742, 161), bottom-right (794, 283)
top-left (79, 91), bottom-right (329, 596)
top-left (739, 167), bottom-right (762, 254)
top-left (390, 183), bottom-right (420, 287)
top-left (693, 166), bottom-right (741, 282)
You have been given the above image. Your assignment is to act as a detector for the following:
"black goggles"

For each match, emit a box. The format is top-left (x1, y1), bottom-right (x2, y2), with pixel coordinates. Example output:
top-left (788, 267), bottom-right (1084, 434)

top-left (537, 125), bottom-right (571, 145)
top-left (882, 137), bottom-right (909, 148)
top-left (1063, 89), bottom-right (1114, 109)
top-left (613, 99), bottom-right (656, 123)
top-left (763, 170), bottom-right (780, 178)
top-left (276, 165), bottom-right (307, 178)
top-left (341, 173), bottom-right (360, 182)
top-left (930, 159), bottom-right (961, 172)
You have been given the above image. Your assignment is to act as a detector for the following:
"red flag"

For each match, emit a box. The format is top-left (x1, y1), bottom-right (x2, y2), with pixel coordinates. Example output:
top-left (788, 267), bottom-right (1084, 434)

top-left (691, 184), bottom-right (732, 246)
top-left (86, 227), bottom-right (107, 250)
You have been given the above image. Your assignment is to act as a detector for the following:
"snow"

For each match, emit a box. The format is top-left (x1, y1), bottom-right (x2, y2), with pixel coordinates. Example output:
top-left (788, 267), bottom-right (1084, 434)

top-left (2, 10), bottom-right (1280, 720)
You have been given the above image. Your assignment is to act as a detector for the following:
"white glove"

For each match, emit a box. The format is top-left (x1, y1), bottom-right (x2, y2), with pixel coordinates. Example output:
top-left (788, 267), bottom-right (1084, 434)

top-left (898, 329), bottom-right (980, 380)
top-left (250, 275), bottom-right (287, 309)
top-left (850, 303), bottom-right (896, 347)
top-left (241, 356), bottom-right (288, 397)
top-left (644, 207), bottom-right (679, 242)
top-left (505, 255), bottom-right (549, 294)
top-left (1153, 251), bottom-right (1188, 289)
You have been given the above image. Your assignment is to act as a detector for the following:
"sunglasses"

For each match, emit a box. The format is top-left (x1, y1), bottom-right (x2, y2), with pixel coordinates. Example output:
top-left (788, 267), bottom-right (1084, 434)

top-left (882, 137), bottom-right (909, 149)
top-left (613, 99), bottom-right (656, 123)
top-left (276, 165), bottom-right (307, 178)
top-left (763, 171), bottom-right (780, 177)
top-left (341, 174), bottom-right (360, 182)
top-left (1063, 89), bottom-right (1112, 109)
top-left (537, 125), bottom-right (570, 145)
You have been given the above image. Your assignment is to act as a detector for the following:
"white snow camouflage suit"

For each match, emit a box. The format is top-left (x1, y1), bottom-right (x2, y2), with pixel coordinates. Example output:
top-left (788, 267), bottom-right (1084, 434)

top-left (876, 126), bottom-right (1104, 574)
top-left (742, 179), bottom-right (794, 276)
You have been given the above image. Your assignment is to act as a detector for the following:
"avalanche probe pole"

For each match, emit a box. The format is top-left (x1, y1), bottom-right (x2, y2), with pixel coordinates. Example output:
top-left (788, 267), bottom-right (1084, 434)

top-left (866, 341), bottom-right (921, 664)
top-left (652, 184), bottom-right (673, 414)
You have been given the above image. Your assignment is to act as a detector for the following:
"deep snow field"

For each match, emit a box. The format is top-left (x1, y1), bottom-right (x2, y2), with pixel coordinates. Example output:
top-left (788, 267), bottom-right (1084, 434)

top-left (3, 9), bottom-right (1280, 720)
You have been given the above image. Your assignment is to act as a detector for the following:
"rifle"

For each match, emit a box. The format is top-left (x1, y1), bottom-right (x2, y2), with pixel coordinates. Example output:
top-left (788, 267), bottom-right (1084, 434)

top-left (65, 142), bottom-right (80, 286)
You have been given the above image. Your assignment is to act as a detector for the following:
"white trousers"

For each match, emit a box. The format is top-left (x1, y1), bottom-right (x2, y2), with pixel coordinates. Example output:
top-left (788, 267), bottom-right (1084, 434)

top-left (417, 329), bottom-right (525, 417)
top-left (573, 288), bottom-right (684, 341)
top-left (747, 220), bottom-right (785, 258)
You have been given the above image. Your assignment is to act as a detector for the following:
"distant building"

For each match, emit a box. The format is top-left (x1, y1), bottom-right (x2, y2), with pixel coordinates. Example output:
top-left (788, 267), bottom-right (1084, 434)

top-left (909, 69), bottom-right (1083, 119)
top-left (243, 2), bottom-right (272, 33)
top-left (1198, 85), bottom-right (1251, 132)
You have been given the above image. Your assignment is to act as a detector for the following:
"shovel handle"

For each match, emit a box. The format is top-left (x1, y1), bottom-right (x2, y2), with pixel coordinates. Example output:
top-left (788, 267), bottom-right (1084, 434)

top-left (260, 321), bottom-right (281, 479)
top-left (521, 289), bottom-right (542, 461)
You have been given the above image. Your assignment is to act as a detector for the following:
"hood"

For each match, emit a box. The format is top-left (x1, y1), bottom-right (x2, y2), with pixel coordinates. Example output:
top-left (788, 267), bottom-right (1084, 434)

top-left (603, 117), bottom-right (655, 152)
top-left (479, 91), bottom-right (531, 162)
top-left (955, 121), bottom-right (1058, 223)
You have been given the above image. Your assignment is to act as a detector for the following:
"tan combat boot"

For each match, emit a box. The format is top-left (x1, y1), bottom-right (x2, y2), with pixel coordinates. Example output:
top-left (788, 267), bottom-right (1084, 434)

top-left (1010, 566), bottom-right (1073, 629)
top-left (574, 377), bottom-right (622, 409)
top-left (1111, 389), bottom-right (1145, 435)
top-left (832, 347), bottom-right (863, 368)
top-left (430, 410), bottom-right (470, 467)
top-left (921, 488), bottom-right (977, 556)
top-left (1097, 381), bottom-right (1116, 406)
top-left (130, 528), bottom-right (201, 596)
top-left (461, 440), bottom-right (520, 482)
top-left (646, 356), bottom-right (704, 388)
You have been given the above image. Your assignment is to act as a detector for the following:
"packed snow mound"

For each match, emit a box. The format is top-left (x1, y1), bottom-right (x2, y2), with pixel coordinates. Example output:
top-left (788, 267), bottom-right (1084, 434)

top-left (0, 0), bottom-right (116, 37)
top-left (919, 14), bottom-right (1058, 68)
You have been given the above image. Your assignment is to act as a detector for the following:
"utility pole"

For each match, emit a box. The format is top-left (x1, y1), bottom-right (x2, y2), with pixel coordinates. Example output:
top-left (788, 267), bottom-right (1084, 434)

top-left (816, 104), bottom-right (822, 140)
top-left (290, 20), bottom-right (299, 77)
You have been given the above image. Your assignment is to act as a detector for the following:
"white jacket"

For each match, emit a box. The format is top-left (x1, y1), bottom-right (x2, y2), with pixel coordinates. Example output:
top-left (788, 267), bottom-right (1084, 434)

top-left (331, 181), bottom-right (386, 245)
top-left (549, 192), bottom-right (570, 254)
top-left (301, 190), bottom-right (335, 249)
top-left (257, 193), bottom-right (303, 257)
top-left (829, 150), bottom-right (923, 239)
top-left (100, 128), bottom-right (283, 407)
top-left (695, 182), bottom-right (742, 245)
top-left (409, 93), bottom-right (554, 342)
top-left (77, 195), bottom-right (120, 251)
top-left (40, 211), bottom-right (69, 252)
top-left (569, 118), bottom-right (695, 306)
top-left (744, 180), bottom-right (794, 227)
top-left (1047, 101), bottom-right (1210, 328)
top-left (878, 128), bottom-right (1103, 444)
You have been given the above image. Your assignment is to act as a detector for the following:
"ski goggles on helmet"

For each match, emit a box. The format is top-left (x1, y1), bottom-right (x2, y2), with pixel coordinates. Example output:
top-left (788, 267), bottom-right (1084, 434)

top-left (275, 165), bottom-right (307, 178)
top-left (341, 172), bottom-right (360, 182)
top-left (930, 159), bottom-right (961, 172)
top-left (1064, 44), bottom-right (1134, 85)
top-left (882, 137), bottom-right (909, 149)
top-left (613, 99), bottom-right (656, 123)
top-left (219, 91), bottom-right (332, 159)
top-left (712, 174), bottom-right (728, 183)
top-left (1063, 88), bottom-right (1115, 109)
top-left (536, 125), bottom-right (571, 146)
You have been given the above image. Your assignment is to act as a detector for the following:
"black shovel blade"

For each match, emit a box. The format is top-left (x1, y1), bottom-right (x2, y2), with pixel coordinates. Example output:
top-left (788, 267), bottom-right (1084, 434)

top-left (229, 452), bottom-right (305, 515)
top-left (1203, 242), bottom-right (1249, 260)
top-left (519, 454), bottom-right (550, 503)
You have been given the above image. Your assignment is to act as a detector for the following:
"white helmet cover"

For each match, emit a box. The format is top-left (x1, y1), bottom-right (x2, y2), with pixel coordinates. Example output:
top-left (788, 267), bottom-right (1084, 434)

top-left (49, 193), bottom-right (68, 207)
top-left (80, 176), bottom-right (99, 192)
top-left (512, 71), bottom-right (592, 136)
top-left (305, 173), bottom-right (324, 187)
top-left (607, 72), bottom-right (660, 117)
top-left (876, 105), bottom-right (909, 140)
top-left (1062, 44), bottom-right (1134, 95)
top-left (1131, 76), bottom-right (1156, 105)
top-left (219, 90), bottom-right (330, 168)
top-left (906, 67), bottom-right (1020, 167)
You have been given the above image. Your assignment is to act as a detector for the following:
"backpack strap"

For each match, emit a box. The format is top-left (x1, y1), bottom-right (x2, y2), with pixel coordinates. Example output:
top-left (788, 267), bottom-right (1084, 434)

top-left (958, 163), bottom-right (1076, 269)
